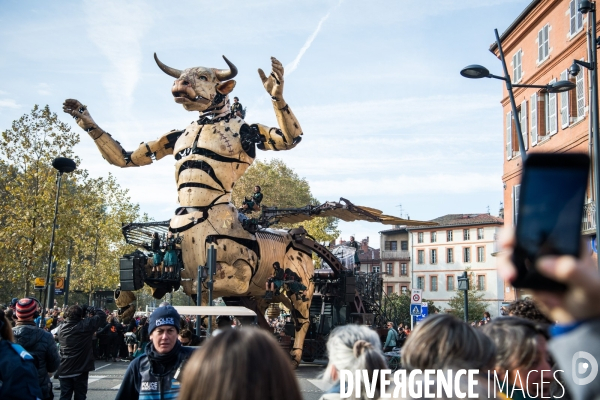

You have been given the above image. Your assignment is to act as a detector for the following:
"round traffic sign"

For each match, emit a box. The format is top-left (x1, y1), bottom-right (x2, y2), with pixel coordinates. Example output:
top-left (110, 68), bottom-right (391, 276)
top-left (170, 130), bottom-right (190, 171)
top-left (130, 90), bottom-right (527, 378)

top-left (412, 293), bottom-right (421, 302)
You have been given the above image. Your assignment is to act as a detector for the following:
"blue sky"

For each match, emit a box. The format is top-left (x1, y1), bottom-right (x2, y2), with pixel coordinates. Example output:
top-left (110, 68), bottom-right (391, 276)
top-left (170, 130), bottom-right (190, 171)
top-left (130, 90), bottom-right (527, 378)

top-left (0, 0), bottom-right (530, 247)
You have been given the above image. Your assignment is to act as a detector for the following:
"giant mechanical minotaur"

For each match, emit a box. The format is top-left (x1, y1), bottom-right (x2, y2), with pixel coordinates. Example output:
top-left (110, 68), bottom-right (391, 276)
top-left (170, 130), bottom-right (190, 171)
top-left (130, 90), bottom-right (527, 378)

top-left (64, 54), bottom-right (435, 365)
top-left (64, 55), bottom-right (314, 365)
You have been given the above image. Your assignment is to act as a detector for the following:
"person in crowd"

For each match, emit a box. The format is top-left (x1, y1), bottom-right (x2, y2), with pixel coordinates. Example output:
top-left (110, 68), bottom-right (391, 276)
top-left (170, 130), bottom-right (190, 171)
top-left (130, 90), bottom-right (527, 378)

top-left (481, 317), bottom-right (552, 399)
top-left (178, 328), bottom-right (302, 400)
top-left (99, 314), bottom-right (123, 362)
top-left (319, 324), bottom-right (387, 400)
top-left (482, 311), bottom-right (492, 324)
top-left (125, 326), bottom-right (138, 360)
top-left (507, 298), bottom-right (553, 325)
top-left (383, 321), bottom-right (398, 352)
top-left (135, 317), bottom-right (149, 356)
top-left (401, 313), bottom-right (495, 372)
top-left (212, 315), bottom-right (233, 336)
top-left (116, 305), bottom-right (194, 400)
top-left (0, 308), bottom-right (43, 400)
top-left (179, 328), bottom-right (202, 346)
top-left (12, 298), bottom-right (60, 400)
top-left (497, 228), bottom-right (600, 400)
top-left (56, 305), bottom-right (107, 400)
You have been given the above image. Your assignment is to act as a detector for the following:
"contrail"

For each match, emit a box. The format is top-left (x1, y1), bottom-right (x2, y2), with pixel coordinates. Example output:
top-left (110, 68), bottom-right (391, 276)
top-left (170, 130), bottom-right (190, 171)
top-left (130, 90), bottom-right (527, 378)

top-left (285, 0), bottom-right (343, 75)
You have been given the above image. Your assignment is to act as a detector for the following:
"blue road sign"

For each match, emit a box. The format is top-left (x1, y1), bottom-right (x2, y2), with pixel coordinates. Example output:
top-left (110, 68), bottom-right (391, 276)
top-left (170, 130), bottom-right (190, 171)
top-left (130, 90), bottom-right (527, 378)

top-left (410, 304), bottom-right (422, 316)
top-left (415, 303), bottom-right (429, 322)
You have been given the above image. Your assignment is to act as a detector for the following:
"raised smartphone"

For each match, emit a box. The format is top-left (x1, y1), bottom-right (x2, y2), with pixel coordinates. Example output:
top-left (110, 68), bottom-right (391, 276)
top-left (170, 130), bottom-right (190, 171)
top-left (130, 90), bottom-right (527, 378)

top-left (511, 153), bottom-right (590, 291)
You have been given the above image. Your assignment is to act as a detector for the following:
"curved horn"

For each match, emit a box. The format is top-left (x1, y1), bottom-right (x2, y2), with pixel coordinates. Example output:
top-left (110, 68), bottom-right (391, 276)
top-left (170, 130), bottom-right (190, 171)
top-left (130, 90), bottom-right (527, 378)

top-left (154, 53), bottom-right (182, 79)
top-left (214, 55), bottom-right (238, 81)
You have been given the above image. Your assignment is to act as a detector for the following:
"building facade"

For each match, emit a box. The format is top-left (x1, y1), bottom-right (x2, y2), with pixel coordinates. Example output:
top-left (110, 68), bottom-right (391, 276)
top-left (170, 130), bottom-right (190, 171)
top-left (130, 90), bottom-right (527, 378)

top-left (495, 0), bottom-right (597, 300)
top-left (379, 227), bottom-right (412, 295)
top-left (408, 214), bottom-right (504, 317)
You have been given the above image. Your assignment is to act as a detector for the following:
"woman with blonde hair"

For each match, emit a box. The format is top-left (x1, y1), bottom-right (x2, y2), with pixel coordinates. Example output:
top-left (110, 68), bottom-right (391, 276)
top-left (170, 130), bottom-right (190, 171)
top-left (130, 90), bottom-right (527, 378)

top-left (320, 324), bottom-right (388, 400)
top-left (178, 328), bottom-right (302, 400)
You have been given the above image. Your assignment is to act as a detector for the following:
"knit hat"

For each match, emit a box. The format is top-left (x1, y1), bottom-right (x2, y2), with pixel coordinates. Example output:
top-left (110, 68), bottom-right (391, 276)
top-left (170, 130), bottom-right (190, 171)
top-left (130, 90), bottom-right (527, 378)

top-left (148, 305), bottom-right (180, 335)
top-left (10, 298), bottom-right (18, 309)
top-left (16, 298), bottom-right (37, 320)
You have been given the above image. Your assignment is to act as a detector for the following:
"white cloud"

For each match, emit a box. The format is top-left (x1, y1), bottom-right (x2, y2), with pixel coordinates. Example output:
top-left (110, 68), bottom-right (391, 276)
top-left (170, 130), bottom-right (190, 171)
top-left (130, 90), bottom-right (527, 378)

top-left (0, 99), bottom-right (21, 109)
top-left (38, 83), bottom-right (51, 96)
top-left (84, 0), bottom-right (153, 118)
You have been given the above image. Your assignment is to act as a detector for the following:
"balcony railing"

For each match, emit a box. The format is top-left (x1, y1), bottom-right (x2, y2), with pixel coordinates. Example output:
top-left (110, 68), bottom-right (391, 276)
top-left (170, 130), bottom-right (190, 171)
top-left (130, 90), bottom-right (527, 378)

top-left (380, 250), bottom-right (410, 260)
top-left (583, 202), bottom-right (596, 234)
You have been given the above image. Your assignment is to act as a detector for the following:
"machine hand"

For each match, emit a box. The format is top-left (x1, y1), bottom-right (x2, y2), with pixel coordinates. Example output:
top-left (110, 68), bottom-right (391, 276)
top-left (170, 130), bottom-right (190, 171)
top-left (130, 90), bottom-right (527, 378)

top-left (258, 57), bottom-right (284, 99)
top-left (62, 99), bottom-right (98, 133)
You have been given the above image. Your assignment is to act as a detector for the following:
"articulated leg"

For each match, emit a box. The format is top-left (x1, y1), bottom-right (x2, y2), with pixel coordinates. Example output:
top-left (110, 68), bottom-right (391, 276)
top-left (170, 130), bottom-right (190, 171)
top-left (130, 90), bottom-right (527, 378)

top-left (289, 283), bottom-right (314, 368)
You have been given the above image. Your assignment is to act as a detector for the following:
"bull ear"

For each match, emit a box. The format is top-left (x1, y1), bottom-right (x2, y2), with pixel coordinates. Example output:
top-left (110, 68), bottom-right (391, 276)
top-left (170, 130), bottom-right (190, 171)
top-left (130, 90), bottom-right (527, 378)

top-left (216, 80), bottom-right (236, 95)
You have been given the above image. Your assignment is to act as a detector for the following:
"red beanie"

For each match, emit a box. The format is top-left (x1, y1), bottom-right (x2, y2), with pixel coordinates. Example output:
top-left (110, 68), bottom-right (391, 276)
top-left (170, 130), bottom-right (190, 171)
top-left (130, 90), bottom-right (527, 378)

top-left (16, 298), bottom-right (37, 320)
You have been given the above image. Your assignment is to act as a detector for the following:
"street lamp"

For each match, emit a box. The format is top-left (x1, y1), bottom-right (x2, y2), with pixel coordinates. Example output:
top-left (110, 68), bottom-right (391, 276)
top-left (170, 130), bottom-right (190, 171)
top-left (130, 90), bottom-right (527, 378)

top-left (457, 271), bottom-right (469, 323)
top-left (41, 157), bottom-right (76, 327)
top-left (461, 29), bottom-right (576, 162)
top-left (569, 0), bottom-right (600, 267)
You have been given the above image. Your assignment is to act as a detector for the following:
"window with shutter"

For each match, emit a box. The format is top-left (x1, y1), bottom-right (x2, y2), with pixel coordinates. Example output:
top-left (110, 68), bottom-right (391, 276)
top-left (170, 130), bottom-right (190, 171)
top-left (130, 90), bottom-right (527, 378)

top-left (537, 91), bottom-right (547, 138)
top-left (520, 100), bottom-right (528, 150)
top-left (512, 50), bottom-right (522, 83)
top-left (506, 111), bottom-right (512, 160)
top-left (530, 93), bottom-right (538, 146)
top-left (577, 69), bottom-right (585, 118)
top-left (561, 70), bottom-right (570, 128)
top-left (538, 25), bottom-right (550, 62)
top-left (570, 0), bottom-right (584, 36)
top-left (513, 184), bottom-right (521, 226)
top-left (547, 79), bottom-right (557, 135)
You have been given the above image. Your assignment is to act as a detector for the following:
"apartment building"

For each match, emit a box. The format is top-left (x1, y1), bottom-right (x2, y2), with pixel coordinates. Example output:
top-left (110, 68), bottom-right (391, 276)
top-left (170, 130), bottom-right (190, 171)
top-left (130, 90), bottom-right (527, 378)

top-left (496, 0), bottom-right (595, 238)
top-left (408, 214), bottom-right (504, 317)
top-left (379, 227), bottom-right (412, 295)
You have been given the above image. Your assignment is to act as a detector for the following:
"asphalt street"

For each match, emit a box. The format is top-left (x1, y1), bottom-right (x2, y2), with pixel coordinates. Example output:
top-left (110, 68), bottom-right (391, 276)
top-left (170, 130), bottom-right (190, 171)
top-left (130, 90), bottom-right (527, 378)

top-left (53, 359), bottom-right (327, 400)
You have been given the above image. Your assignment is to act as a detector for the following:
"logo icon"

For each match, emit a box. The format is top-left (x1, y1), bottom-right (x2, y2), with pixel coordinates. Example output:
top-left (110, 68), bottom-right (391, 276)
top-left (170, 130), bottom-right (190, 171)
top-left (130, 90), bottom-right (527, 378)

top-left (572, 351), bottom-right (598, 385)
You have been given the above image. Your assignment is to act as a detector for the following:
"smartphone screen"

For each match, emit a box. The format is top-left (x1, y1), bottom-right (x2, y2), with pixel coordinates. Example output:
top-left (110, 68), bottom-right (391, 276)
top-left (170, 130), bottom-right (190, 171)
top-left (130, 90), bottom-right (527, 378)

top-left (512, 153), bottom-right (589, 291)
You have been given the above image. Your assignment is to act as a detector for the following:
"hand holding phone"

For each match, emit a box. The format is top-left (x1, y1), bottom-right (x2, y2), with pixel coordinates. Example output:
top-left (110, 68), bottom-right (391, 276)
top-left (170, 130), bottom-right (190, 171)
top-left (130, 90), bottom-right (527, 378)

top-left (511, 153), bottom-right (590, 291)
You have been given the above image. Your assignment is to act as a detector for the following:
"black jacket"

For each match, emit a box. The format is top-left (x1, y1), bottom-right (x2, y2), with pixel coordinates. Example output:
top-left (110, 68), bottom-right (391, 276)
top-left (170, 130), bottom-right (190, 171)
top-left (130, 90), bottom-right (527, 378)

top-left (56, 308), bottom-right (106, 377)
top-left (13, 321), bottom-right (60, 399)
top-left (116, 342), bottom-right (194, 400)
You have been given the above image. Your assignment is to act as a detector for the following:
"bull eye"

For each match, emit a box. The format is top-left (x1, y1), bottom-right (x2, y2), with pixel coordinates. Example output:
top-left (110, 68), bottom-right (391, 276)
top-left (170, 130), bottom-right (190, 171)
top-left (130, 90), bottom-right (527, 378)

top-left (199, 76), bottom-right (208, 81)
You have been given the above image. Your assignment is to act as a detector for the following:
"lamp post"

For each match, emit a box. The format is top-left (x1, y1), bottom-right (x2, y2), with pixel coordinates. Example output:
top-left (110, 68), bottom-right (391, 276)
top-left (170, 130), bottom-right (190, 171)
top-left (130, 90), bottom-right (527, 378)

top-left (41, 157), bottom-right (76, 327)
top-left (461, 29), bottom-right (576, 162)
top-left (457, 271), bottom-right (470, 323)
top-left (570, 0), bottom-right (600, 267)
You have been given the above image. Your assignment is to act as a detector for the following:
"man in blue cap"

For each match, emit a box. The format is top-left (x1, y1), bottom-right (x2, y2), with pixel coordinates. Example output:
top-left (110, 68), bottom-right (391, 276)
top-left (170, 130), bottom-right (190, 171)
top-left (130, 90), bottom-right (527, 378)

top-left (116, 305), bottom-right (194, 400)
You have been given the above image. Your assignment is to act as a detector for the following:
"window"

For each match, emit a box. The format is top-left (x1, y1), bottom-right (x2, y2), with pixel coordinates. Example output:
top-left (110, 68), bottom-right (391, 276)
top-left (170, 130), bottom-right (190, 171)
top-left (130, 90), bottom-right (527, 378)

top-left (506, 110), bottom-right (513, 159)
top-left (401, 286), bottom-right (408, 294)
top-left (417, 250), bottom-right (424, 264)
top-left (477, 246), bottom-right (485, 262)
top-left (561, 70), bottom-right (570, 129)
top-left (417, 276), bottom-right (424, 290)
top-left (387, 286), bottom-right (393, 295)
top-left (430, 249), bottom-right (437, 264)
top-left (463, 229), bottom-right (470, 240)
top-left (477, 275), bottom-right (486, 291)
top-left (513, 184), bottom-right (521, 226)
top-left (570, 0), bottom-right (584, 36)
top-left (572, 65), bottom-right (585, 120)
top-left (431, 276), bottom-right (438, 292)
top-left (401, 240), bottom-right (408, 250)
top-left (447, 248), bottom-right (454, 263)
top-left (386, 263), bottom-right (393, 275)
top-left (384, 241), bottom-right (397, 251)
top-left (373, 266), bottom-right (380, 273)
top-left (447, 230), bottom-right (453, 242)
top-left (477, 228), bottom-right (484, 240)
top-left (520, 100), bottom-right (528, 150)
top-left (430, 232), bottom-right (437, 243)
top-left (463, 247), bottom-right (471, 263)
top-left (538, 24), bottom-right (549, 63)
top-left (418, 232), bottom-right (424, 243)
top-left (531, 92), bottom-right (538, 146)
top-left (547, 79), bottom-right (557, 135)
top-left (512, 49), bottom-right (522, 83)
top-left (400, 263), bottom-right (407, 276)
top-left (447, 275), bottom-right (455, 291)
